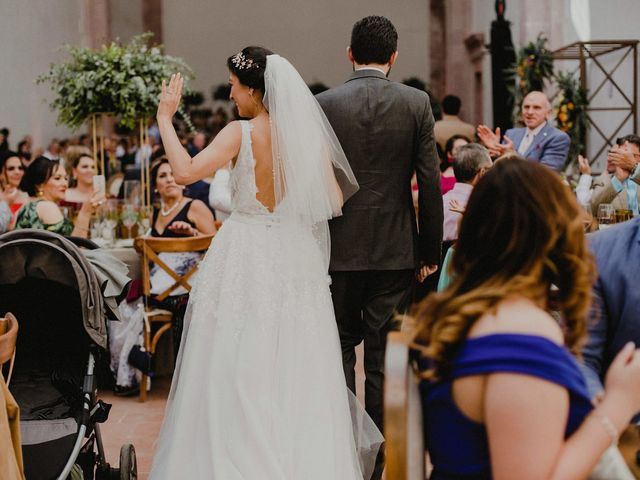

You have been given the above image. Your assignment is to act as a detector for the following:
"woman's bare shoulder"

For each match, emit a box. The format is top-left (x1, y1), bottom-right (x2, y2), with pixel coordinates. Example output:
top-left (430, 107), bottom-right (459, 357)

top-left (469, 297), bottom-right (563, 345)
top-left (36, 200), bottom-right (64, 223)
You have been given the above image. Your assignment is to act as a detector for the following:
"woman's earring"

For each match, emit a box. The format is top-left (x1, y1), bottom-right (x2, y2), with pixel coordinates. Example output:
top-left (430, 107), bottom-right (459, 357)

top-left (36, 190), bottom-right (44, 197)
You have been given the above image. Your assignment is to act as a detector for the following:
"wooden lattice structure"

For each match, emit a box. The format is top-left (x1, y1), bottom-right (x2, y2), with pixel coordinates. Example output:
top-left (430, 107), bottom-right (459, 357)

top-left (552, 40), bottom-right (638, 166)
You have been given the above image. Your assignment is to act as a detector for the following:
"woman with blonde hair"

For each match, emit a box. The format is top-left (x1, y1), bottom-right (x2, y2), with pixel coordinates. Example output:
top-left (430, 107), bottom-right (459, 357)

top-left (415, 157), bottom-right (640, 479)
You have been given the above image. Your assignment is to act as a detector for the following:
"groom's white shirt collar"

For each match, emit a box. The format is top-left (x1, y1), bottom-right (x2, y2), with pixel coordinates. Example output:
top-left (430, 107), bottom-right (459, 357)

top-left (355, 66), bottom-right (387, 75)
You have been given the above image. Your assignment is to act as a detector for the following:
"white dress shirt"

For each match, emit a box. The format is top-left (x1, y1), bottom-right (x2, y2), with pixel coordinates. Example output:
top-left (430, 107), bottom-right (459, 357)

top-left (517, 122), bottom-right (546, 155)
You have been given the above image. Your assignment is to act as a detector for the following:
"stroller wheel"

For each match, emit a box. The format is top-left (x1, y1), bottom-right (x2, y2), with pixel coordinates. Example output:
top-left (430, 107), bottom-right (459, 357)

top-left (118, 444), bottom-right (137, 480)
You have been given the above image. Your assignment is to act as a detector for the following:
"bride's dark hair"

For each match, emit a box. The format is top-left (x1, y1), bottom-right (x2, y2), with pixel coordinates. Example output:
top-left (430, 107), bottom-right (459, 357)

top-left (227, 46), bottom-right (274, 94)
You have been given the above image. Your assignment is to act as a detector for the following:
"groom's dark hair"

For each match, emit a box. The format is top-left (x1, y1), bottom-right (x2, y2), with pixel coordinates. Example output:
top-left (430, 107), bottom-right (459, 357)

top-left (227, 46), bottom-right (274, 94)
top-left (350, 16), bottom-right (398, 65)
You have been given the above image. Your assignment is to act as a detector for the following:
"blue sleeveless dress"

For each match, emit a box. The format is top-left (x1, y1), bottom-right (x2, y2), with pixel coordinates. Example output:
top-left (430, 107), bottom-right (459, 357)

top-left (420, 334), bottom-right (593, 479)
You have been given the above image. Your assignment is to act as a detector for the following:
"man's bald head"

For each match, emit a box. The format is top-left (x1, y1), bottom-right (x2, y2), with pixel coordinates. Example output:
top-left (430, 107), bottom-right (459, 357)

top-left (521, 91), bottom-right (552, 130)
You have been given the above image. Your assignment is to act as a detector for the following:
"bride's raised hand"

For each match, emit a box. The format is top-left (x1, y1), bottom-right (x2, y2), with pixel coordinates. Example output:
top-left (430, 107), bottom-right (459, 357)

top-left (157, 73), bottom-right (184, 120)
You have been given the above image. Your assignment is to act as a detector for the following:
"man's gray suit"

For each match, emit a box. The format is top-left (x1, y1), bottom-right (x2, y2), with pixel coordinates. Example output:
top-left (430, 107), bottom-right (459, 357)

top-left (316, 69), bottom-right (443, 453)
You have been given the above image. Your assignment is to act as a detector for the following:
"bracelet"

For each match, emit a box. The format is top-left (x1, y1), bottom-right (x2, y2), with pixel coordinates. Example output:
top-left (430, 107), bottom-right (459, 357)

top-left (592, 412), bottom-right (618, 447)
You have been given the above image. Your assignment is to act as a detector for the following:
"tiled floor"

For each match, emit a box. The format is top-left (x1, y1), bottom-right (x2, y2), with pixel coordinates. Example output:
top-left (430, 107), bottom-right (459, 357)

top-left (99, 377), bottom-right (171, 479)
top-left (98, 346), bottom-right (367, 479)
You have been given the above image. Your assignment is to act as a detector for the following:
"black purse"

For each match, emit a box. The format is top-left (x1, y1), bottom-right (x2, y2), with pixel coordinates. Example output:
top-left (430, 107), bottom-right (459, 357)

top-left (128, 345), bottom-right (154, 376)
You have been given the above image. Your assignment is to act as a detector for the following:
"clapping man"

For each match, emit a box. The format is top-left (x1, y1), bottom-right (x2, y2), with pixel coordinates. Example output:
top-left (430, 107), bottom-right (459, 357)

top-left (589, 134), bottom-right (640, 216)
top-left (477, 91), bottom-right (570, 171)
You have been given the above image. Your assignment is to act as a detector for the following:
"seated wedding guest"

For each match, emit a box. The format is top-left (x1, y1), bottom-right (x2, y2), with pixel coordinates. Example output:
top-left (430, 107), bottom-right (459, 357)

top-left (575, 145), bottom-right (620, 205)
top-left (580, 216), bottom-right (640, 397)
top-left (477, 91), bottom-right (570, 171)
top-left (0, 150), bottom-right (29, 215)
top-left (0, 198), bottom-right (11, 234)
top-left (0, 128), bottom-right (9, 153)
top-left (150, 158), bottom-right (216, 292)
top-left (187, 132), bottom-right (208, 157)
top-left (208, 164), bottom-right (232, 222)
top-left (108, 160), bottom-right (216, 396)
top-left (442, 143), bottom-right (491, 242)
top-left (43, 138), bottom-right (61, 161)
top-left (414, 158), bottom-right (640, 479)
top-left (64, 146), bottom-right (97, 204)
top-left (434, 95), bottom-right (476, 150)
top-left (17, 140), bottom-right (32, 168)
top-left (151, 157), bottom-right (216, 240)
top-left (15, 156), bottom-right (103, 238)
top-left (589, 134), bottom-right (640, 216)
top-left (440, 134), bottom-right (470, 195)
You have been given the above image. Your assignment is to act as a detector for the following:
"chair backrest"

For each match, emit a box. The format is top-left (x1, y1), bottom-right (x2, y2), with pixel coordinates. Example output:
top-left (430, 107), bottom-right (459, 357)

top-left (384, 331), bottom-right (425, 480)
top-left (134, 235), bottom-right (214, 301)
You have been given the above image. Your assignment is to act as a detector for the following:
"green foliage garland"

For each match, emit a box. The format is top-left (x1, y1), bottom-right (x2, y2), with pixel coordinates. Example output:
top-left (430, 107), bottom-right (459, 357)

top-left (508, 34), bottom-right (555, 122)
top-left (554, 71), bottom-right (589, 165)
top-left (37, 33), bottom-right (194, 130)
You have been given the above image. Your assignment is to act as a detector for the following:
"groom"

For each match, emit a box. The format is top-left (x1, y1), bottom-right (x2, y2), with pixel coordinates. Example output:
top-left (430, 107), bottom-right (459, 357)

top-left (317, 15), bottom-right (442, 478)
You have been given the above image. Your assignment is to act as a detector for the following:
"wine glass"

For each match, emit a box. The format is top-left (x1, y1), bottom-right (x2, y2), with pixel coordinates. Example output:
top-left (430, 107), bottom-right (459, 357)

top-left (121, 204), bottom-right (139, 239)
top-left (124, 180), bottom-right (141, 206)
top-left (579, 202), bottom-right (593, 233)
top-left (102, 199), bottom-right (119, 245)
top-left (138, 205), bottom-right (153, 236)
top-left (597, 204), bottom-right (614, 230)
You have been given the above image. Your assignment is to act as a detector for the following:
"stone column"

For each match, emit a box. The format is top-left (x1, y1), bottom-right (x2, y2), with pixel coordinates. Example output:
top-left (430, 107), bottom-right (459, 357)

top-left (81, 0), bottom-right (111, 49)
top-left (143, 0), bottom-right (163, 43)
top-left (430, 0), bottom-right (447, 99)
top-left (444, 0), bottom-right (487, 125)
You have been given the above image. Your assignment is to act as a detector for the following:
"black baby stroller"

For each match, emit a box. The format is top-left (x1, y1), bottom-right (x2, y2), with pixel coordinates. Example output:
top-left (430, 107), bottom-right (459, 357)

top-left (0, 229), bottom-right (136, 479)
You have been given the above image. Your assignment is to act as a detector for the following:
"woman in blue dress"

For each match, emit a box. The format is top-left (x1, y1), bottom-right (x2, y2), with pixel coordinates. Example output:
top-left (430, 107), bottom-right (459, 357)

top-left (414, 157), bottom-right (640, 479)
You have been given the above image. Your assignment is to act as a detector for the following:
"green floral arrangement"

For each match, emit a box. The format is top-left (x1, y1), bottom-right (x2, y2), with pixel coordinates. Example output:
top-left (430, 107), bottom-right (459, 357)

top-left (554, 71), bottom-right (589, 165)
top-left (508, 34), bottom-right (555, 122)
top-left (514, 34), bottom-right (554, 92)
top-left (37, 33), bottom-right (194, 130)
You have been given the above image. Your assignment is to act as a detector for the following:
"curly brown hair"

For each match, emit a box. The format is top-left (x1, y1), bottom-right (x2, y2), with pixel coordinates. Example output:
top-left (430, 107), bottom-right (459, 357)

top-left (413, 158), bottom-right (596, 380)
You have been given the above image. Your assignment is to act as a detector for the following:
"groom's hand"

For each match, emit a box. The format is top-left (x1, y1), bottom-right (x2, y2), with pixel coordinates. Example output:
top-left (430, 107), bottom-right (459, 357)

top-left (416, 263), bottom-right (438, 283)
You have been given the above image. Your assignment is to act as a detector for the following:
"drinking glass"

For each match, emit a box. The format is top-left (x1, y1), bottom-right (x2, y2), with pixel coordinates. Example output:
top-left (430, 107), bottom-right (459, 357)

top-left (102, 199), bottom-right (119, 245)
top-left (579, 202), bottom-right (593, 233)
top-left (124, 180), bottom-right (142, 206)
top-left (597, 204), bottom-right (614, 230)
top-left (121, 204), bottom-right (139, 239)
top-left (138, 205), bottom-right (154, 236)
top-left (614, 209), bottom-right (633, 224)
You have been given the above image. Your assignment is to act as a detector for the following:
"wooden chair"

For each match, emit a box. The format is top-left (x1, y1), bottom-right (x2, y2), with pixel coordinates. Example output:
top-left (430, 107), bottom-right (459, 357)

top-left (0, 313), bottom-right (18, 384)
top-left (384, 331), bottom-right (425, 480)
top-left (133, 235), bottom-right (214, 401)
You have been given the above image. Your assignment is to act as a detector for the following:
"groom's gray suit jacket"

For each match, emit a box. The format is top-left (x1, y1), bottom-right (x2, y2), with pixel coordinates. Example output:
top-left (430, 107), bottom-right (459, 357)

top-left (317, 69), bottom-right (443, 271)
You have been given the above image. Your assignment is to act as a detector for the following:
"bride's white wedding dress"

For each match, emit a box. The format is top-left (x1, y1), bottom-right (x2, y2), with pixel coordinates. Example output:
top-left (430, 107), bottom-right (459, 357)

top-left (149, 120), bottom-right (382, 479)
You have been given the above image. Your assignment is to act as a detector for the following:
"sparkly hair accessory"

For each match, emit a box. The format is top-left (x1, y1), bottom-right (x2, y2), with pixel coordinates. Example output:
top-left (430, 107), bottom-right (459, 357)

top-left (231, 51), bottom-right (259, 71)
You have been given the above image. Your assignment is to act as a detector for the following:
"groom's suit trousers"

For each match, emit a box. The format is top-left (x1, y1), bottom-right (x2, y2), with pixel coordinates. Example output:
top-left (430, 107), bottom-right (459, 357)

top-left (330, 269), bottom-right (414, 429)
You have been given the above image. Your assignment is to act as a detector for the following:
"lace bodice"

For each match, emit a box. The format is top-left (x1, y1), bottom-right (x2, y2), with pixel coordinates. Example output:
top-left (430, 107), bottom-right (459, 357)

top-left (229, 121), bottom-right (272, 216)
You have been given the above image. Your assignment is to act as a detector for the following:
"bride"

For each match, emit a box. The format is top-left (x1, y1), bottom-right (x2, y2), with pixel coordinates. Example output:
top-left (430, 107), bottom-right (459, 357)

top-left (149, 47), bottom-right (382, 479)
